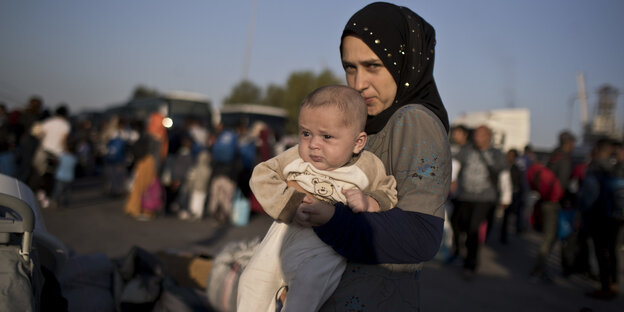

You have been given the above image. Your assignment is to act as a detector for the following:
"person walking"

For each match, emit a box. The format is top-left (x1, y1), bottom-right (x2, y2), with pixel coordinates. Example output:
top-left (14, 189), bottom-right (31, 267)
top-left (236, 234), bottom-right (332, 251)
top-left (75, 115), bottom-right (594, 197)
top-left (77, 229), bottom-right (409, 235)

top-left (452, 125), bottom-right (506, 277)
top-left (39, 104), bottom-right (71, 207)
top-left (50, 138), bottom-right (78, 209)
top-left (527, 155), bottom-right (564, 283)
top-left (500, 148), bottom-right (528, 244)
top-left (579, 138), bottom-right (623, 300)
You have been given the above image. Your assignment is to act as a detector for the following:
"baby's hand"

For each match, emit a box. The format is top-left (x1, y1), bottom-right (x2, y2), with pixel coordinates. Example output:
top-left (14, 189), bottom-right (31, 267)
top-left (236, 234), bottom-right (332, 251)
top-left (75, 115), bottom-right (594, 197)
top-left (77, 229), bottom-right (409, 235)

top-left (342, 189), bottom-right (380, 213)
top-left (294, 195), bottom-right (330, 227)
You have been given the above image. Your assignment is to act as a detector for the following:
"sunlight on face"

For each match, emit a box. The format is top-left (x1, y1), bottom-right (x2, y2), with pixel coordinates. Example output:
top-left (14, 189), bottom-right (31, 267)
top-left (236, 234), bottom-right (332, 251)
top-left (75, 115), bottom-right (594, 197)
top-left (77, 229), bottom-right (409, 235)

top-left (341, 35), bottom-right (397, 116)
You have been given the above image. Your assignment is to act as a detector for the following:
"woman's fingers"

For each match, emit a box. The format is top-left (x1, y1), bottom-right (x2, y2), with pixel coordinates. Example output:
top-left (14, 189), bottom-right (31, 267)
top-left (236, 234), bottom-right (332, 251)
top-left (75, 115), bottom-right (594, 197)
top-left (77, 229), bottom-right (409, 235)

top-left (300, 201), bottom-right (335, 226)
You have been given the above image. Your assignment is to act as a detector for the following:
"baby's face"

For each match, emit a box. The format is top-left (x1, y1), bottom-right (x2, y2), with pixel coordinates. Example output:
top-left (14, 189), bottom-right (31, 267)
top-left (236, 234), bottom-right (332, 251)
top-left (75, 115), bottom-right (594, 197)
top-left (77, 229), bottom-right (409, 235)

top-left (298, 105), bottom-right (364, 171)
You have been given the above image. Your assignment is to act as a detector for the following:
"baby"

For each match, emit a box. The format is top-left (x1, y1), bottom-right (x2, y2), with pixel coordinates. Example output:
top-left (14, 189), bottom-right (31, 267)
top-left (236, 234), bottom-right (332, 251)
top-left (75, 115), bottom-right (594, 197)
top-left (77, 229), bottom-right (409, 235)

top-left (237, 85), bottom-right (397, 312)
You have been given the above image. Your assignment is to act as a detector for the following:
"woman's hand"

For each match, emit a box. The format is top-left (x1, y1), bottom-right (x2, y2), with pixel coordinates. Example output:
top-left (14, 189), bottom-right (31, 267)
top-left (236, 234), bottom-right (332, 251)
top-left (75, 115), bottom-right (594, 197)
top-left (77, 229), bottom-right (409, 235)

top-left (294, 196), bottom-right (335, 227)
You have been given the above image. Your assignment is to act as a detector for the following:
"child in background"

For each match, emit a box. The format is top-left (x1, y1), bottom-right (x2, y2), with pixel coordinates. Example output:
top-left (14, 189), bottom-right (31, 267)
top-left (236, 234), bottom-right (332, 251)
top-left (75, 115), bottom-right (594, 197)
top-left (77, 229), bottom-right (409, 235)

top-left (103, 117), bottom-right (128, 196)
top-left (237, 85), bottom-right (397, 312)
top-left (51, 138), bottom-right (78, 209)
top-left (182, 150), bottom-right (212, 220)
top-left (164, 135), bottom-right (194, 215)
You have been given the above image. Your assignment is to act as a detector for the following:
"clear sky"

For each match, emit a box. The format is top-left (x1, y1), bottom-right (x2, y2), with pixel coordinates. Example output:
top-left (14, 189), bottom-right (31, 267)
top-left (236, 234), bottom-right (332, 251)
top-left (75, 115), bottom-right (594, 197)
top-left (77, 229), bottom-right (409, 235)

top-left (1, 0), bottom-right (623, 148)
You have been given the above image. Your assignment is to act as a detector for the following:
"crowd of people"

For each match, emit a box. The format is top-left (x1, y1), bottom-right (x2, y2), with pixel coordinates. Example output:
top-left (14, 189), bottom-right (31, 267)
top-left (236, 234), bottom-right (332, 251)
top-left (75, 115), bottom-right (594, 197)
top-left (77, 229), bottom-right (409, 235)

top-left (114, 109), bottom-right (281, 223)
top-left (0, 96), bottom-right (283, 224)
top-left (1, 2), bottom-right (621, 309)
top-left (0, 97), bottom-right (76, 210)
top-left (446, 125), bottom-right (624, 300)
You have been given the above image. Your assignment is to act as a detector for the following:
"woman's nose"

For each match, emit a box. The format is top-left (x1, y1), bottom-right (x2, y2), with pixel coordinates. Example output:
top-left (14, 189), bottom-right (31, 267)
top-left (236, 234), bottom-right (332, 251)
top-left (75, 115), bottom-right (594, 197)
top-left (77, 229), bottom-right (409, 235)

top-left (353, 70), bottom-right (369, 91)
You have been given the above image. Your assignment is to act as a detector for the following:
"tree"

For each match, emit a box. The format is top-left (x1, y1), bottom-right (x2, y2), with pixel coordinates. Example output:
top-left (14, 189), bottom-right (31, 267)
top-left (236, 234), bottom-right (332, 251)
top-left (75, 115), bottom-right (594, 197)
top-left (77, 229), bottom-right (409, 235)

top-left (316, 68), bottom-right (343, 86)
top-left (279, 69), bottom-right (342, 133)
top-left (224, 80), bottom-right (262, 104)
top-left (222, 69), bottom-right (343, 134)
top-left (262, 84), bottom-right (285, 107)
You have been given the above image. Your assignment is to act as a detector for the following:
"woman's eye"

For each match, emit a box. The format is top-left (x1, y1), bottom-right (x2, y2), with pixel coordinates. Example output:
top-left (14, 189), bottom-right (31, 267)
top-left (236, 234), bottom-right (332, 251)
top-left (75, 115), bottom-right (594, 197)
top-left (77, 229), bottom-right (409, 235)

top-left (343, 64), bottom-right (356, 72)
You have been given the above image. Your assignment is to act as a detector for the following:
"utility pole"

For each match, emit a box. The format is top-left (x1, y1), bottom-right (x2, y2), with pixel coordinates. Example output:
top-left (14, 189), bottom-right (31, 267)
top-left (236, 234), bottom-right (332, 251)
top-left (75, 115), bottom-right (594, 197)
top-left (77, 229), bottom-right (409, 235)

top-left (576, 72), bottom-right (588, 131)
top-left (242, 0), bottom-right (259, 81)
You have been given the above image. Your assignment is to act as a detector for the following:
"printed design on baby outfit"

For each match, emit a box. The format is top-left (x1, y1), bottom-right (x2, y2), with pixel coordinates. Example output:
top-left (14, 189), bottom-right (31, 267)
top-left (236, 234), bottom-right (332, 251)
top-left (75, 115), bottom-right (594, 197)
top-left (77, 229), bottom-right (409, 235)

top-left (283, 158), bottom-right (370, 204)
top-left (311, 177), bottom-right (334, 197)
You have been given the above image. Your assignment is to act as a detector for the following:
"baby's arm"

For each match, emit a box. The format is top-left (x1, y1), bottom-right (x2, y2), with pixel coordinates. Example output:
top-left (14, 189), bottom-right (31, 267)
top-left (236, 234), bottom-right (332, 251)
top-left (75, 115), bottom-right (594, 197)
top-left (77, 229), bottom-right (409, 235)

top-left (342, 189), bottom-right (381, 213)
top-left (250, 147), bottom-right (306, 222)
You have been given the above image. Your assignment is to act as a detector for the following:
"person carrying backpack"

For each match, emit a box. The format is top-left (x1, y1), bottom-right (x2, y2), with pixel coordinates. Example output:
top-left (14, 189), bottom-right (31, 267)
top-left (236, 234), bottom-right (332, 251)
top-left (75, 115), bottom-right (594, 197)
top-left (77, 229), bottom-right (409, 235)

top-left (452, 125), bottom-right (506, 278)
top-left (210, 122), bottom-right (239, 178)
top-left (207, 122), bottom-right (240, 222)
top-left (578, 138), bottom-right (624, 300)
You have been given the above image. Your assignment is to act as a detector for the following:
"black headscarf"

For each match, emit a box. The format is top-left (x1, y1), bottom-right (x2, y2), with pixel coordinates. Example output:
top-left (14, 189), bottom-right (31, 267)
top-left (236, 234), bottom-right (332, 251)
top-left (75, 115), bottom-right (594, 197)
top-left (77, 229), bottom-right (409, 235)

top-left (341, 2), bottom-right (449, 134)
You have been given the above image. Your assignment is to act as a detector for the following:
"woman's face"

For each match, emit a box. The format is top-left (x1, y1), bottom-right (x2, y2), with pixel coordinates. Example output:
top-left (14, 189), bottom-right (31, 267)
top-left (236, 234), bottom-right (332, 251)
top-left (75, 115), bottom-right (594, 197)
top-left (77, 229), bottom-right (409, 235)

top-left (341, 35), bottom-right (397, 116)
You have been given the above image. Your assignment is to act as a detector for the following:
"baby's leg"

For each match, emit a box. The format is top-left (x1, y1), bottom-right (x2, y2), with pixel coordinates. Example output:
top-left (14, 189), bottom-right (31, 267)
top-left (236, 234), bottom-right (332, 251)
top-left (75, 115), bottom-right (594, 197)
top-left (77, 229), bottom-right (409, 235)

top-left (237, 221), bottom-right (289, 312)
top-left (279, 226), bottom-right (346, 312)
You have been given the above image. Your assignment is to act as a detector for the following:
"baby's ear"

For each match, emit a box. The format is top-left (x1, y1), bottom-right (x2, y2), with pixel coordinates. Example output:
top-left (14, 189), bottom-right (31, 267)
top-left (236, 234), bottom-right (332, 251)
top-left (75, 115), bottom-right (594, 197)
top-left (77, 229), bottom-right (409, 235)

top-left (352, 131), bottom-right (367, 154)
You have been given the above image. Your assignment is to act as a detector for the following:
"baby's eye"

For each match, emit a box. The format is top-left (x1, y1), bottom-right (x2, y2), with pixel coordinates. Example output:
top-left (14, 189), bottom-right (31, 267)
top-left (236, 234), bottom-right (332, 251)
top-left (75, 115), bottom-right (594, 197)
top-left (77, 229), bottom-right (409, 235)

top-left (323, 135), bottom-right (333, 139)
top-left (301, 131), bottom-right (310, 137)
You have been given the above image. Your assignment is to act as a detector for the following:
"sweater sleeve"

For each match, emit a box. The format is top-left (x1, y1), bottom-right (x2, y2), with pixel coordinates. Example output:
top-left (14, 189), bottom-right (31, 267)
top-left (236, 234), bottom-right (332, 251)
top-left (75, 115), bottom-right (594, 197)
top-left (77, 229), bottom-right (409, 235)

top-left (249, 146), bottom-right (306, 222)
top-left (314, 203), bottom-right (443, 264)
top-left (359, 151), bottom-right (398, 211)
top-left (385, 106), bottom-right (450, 218)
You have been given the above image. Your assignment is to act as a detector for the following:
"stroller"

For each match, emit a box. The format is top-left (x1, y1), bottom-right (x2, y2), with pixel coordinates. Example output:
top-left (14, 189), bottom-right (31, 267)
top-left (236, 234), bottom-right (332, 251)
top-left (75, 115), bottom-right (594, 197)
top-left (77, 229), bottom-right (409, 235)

top-left (0, 173), bottom-right (64, 311)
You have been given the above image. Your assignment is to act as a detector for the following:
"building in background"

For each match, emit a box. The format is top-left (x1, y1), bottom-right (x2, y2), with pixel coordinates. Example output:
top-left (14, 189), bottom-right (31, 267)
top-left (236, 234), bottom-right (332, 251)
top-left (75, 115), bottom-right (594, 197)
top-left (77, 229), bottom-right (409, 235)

top-left (452, 108), bottom-right (530, 153)
top-left (585, 84), bottom-right (620, 143)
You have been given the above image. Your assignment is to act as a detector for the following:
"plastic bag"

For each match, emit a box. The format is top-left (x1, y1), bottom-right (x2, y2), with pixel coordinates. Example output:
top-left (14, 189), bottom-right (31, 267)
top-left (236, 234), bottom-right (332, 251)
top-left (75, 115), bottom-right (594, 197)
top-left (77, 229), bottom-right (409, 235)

top-left (230, 189), bottom-right (250, 226)
top-left (141, 178), bottom-right (164, 212)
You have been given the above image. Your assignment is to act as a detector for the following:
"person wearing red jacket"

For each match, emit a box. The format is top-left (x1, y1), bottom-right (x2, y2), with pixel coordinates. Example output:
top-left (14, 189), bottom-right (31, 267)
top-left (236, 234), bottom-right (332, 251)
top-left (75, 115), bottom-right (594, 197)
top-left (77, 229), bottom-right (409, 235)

top-left (526, 160), bottom-right (564, 282)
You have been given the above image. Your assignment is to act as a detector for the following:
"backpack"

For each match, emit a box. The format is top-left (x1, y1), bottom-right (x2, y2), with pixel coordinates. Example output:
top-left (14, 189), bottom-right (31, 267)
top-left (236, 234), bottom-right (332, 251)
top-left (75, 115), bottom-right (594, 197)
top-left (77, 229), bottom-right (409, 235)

top-left (105, 137), bottom-right (126, 164)
top-left (231, 189), bottom-right (250, 227)
top-left (238, 140), bottom-right (256, 170)
top-left (211, 130), bottom-right (238, 164)
top-left (599, 171), bottom-right (624, 221)
top-left (529, 166), bottom-right (560, 232)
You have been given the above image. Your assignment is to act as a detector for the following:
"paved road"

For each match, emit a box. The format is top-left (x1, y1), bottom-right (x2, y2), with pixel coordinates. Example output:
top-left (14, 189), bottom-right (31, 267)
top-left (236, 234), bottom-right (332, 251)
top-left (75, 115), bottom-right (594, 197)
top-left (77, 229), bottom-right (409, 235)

top-left (42, 177), bottom-right (624, 311)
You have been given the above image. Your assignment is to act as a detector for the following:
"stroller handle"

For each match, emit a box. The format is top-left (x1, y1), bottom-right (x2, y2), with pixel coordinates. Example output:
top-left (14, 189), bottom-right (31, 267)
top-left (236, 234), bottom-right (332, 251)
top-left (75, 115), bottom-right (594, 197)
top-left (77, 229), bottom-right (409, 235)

top-left (0, 174), bottom-right (37, 262)
top-left (0, 193), bottom-right (35, 233)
